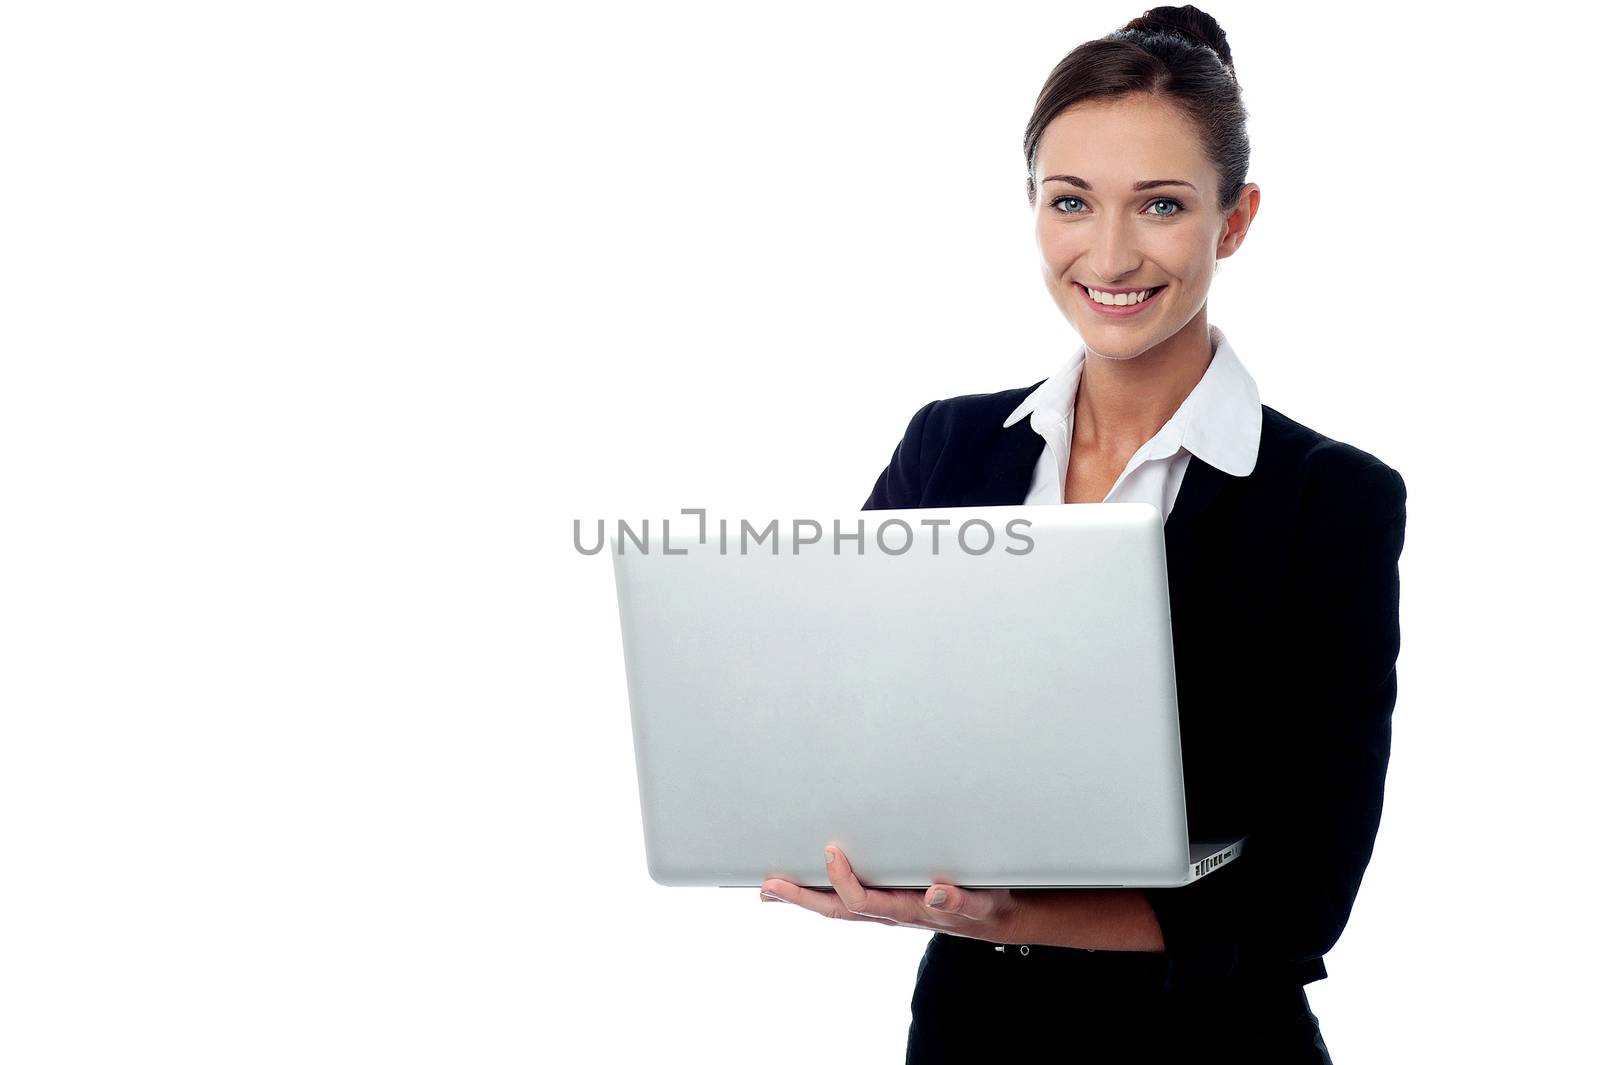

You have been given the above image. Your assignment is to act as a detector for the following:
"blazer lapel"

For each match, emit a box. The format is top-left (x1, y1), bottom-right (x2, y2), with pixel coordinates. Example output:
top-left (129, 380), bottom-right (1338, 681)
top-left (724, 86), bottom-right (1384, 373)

top-left (1162, 455), bottom-right (1243, 614)
top-left (959, 419), bottom-right (1047, 506)
top-left (1165, 454), bottom-right (1230, 542)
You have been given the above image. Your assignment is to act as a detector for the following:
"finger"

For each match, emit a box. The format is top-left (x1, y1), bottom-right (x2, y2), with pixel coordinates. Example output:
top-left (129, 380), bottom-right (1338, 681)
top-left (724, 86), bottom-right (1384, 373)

top-left (824, 845), bottom-right (918, 924)
top-left (761, 876), bottom-right (899, 926)
top-left (759, 877), bottom-right (797, 903)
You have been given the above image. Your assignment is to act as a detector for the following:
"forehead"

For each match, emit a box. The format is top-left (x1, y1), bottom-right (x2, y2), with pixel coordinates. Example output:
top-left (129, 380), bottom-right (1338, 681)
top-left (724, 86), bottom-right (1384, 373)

top-left (1035, 94), bottom-right (1212, 192)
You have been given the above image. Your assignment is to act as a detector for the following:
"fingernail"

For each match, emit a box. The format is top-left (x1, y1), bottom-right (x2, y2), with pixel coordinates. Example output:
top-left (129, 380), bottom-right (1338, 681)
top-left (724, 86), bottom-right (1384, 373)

top-left (823, 848), bottom-right (835, 864)
top-left (929, 889), bottom-right (948, 908)
top-left (760, 892), bottom-right (780, 902)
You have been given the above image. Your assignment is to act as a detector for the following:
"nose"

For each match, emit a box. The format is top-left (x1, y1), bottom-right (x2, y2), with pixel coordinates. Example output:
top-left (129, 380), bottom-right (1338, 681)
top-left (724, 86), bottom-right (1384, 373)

top-left (1086, 215), bottom-right (1143, 285)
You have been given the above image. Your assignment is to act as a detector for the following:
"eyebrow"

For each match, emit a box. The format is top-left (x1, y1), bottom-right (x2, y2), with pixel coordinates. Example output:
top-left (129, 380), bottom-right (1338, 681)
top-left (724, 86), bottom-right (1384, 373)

top-left (1041, 175), bottom-right (1197, 192)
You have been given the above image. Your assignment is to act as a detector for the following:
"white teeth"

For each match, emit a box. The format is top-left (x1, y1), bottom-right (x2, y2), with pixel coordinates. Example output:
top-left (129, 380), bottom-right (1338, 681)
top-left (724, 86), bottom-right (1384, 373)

top-left (1085, 286), bottom-right (1157, 306)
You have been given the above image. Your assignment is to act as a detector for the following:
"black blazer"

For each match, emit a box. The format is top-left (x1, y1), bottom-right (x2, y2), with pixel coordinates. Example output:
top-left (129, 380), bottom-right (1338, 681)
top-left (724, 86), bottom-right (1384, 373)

top-left (862, 383), bottom-right (1408, 991)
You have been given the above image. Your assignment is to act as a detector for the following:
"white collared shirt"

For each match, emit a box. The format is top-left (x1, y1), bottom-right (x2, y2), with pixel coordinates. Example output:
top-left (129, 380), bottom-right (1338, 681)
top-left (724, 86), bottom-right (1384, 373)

top-left (1002, 324), bottom-right (1263, 520)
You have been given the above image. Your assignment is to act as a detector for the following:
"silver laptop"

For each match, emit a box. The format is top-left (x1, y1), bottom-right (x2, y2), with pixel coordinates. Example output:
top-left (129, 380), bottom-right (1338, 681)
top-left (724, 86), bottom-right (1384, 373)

top-left (609, 502), bottom-right (1245, 889)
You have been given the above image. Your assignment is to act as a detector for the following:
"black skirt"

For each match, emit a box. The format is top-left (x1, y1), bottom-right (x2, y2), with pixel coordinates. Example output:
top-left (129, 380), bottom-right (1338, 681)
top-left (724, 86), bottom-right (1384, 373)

top-left (905, 932), bottom-right (1333, 1063)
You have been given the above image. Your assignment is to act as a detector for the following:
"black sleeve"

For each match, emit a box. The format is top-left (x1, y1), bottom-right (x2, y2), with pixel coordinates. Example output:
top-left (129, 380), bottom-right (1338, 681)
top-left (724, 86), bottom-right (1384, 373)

top-left (1145, 459), bottom-right (1409, 989)
top-left (862, 400), bottom-right (939, 511)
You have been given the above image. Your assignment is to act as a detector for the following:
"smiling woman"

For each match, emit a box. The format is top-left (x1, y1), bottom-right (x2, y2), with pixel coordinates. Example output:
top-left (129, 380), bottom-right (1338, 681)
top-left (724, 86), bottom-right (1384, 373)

top-left (1028, 92), bottom-right (1252, 372)
top-left (756, 5), bottom-right (1406, 1064)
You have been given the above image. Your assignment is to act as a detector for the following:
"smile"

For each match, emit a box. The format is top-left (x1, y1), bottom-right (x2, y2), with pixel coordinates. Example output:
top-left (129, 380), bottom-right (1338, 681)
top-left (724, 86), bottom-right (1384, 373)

top-left (1074, 282), bottom-right (1167, 317)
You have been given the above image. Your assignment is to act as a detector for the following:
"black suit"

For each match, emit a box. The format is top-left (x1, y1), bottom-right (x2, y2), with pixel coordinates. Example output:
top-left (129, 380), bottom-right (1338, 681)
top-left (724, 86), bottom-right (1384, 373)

top-left (864, 383), bottom-right (1407, 1062)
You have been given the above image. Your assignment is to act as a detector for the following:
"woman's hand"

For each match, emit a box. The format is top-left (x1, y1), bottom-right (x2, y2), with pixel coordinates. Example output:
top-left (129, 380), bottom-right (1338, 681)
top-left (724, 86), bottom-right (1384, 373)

top-left (759, 843), bottom-right (1021, 941)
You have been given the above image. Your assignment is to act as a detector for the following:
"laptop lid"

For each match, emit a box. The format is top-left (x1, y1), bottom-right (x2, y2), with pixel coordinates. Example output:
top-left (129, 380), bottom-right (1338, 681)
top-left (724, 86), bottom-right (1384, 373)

top-left (610, 502), bottom-right (1222, 888)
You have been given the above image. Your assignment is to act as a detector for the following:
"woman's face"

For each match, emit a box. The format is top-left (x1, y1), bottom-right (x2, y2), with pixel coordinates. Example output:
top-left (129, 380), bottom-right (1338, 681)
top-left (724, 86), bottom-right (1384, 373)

top-left (1030, 93), bottom-right (1253, 360)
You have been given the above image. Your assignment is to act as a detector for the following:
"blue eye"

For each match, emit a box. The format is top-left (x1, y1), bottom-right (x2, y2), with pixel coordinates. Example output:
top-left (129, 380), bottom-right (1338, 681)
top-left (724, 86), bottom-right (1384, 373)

top-left (1048, 195), bottom-right (1187, 217)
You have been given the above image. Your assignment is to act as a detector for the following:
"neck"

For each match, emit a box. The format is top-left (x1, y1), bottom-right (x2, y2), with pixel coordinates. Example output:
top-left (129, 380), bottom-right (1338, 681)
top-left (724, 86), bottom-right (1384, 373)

top-left (1075, 314), bottom-right (1215, 456)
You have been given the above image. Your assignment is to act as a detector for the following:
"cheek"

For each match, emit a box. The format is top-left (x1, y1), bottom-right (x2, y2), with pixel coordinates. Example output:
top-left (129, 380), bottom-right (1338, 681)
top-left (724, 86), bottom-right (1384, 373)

top-left (1035, 225), bottom-right (1077, 270)
top-left (1151, 235), bottom-right (1213, 281)
top-left (1172, 259), bottom-right (1215, 294)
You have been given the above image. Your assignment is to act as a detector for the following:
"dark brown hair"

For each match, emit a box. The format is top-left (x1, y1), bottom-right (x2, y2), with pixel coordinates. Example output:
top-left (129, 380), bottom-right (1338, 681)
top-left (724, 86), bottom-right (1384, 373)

top-left (1023, 5), bottom-right (1249, 214)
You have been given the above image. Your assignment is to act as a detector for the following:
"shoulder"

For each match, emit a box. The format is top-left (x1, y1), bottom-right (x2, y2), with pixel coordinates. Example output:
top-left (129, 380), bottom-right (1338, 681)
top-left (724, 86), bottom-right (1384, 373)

top-left (865, 382), bottom-right (1049, 510)
top-left (1259, 403), bottom-right (1407, 528)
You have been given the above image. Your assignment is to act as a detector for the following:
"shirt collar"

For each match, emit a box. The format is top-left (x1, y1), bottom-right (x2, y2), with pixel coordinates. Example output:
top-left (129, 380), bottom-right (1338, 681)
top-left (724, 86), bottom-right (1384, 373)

top-left (1001, 323), bottom-right (1261, 477)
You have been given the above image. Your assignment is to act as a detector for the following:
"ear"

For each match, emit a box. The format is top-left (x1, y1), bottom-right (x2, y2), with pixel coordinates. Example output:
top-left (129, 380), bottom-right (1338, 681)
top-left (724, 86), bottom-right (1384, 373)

top-left (1217, 182), bottom-right (1261, 260)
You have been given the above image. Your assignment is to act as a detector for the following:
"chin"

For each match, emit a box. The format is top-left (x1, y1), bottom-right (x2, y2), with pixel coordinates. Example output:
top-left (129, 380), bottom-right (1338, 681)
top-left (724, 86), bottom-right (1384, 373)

top-left (1087, 345), bottom-right (1146, 362)
top-left (1076, 325), bottom-right (1154, 359)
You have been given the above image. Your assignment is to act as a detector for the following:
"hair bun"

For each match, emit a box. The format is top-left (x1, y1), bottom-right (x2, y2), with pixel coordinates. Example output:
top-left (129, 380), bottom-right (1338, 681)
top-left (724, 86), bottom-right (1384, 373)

top-left (1121, 4), bottom-right (1234, 72)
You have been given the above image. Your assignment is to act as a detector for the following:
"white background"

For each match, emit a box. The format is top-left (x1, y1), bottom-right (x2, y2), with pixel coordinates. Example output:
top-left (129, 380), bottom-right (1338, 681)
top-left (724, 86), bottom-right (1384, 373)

top-left (3, 1), bottom-right (1596, 1060)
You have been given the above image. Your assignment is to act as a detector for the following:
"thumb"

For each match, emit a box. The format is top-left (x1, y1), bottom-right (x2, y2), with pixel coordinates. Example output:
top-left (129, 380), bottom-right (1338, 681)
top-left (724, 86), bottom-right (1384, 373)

top-left (926, 884), bottom-right (999, 919)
